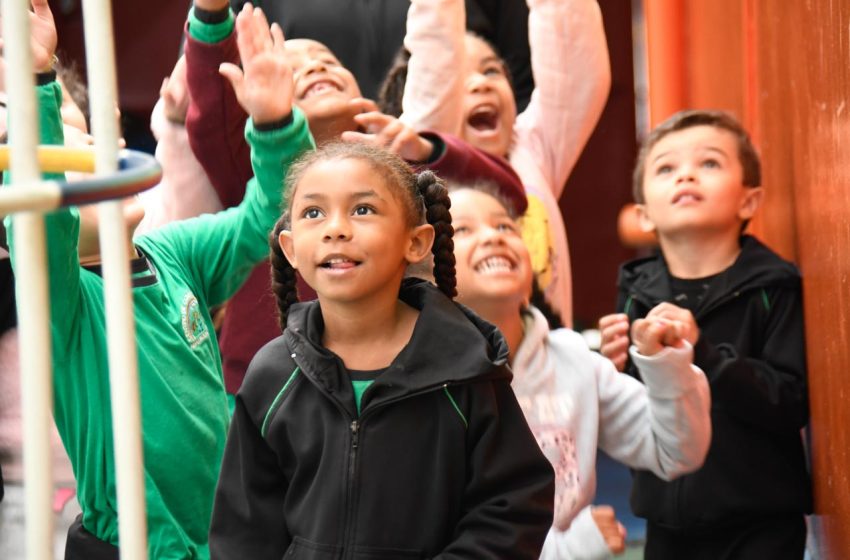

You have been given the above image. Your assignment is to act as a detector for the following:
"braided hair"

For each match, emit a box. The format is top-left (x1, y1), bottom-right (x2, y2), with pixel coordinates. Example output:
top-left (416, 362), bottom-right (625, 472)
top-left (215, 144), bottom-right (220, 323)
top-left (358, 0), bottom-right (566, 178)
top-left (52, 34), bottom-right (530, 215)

top-left (268, 214), bottom-right (300, 332)
top-left (268, 142), bottom-right (457, 331)
top-left (416, 170), bottom-right (457, 299)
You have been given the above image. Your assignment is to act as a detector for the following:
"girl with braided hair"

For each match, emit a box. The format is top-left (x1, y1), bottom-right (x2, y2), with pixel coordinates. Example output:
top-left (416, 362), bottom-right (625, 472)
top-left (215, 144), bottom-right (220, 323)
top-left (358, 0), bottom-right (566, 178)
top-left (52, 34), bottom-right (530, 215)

top-left (209, 142), bottom-right (555, 559)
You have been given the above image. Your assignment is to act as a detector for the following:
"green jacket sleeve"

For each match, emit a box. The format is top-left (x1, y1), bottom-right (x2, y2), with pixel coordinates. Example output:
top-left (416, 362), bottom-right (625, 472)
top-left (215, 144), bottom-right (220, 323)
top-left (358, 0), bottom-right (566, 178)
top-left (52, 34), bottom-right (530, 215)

top-left (136, 107), bottom-right (314, 307)
top-left (4, 81), bottom-right (83, 356)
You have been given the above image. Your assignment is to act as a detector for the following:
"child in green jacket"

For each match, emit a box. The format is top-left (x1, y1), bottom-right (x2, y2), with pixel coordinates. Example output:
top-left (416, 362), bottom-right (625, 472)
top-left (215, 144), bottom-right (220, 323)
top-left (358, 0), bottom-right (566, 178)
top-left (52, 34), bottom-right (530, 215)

top-left (4, 2), bottom-right (314, 557)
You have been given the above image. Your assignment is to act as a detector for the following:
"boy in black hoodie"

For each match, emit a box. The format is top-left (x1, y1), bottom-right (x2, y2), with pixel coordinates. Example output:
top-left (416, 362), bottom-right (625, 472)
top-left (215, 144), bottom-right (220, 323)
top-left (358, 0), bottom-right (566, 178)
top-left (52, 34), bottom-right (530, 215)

top-left (599, 110), bottom-right (810, 559)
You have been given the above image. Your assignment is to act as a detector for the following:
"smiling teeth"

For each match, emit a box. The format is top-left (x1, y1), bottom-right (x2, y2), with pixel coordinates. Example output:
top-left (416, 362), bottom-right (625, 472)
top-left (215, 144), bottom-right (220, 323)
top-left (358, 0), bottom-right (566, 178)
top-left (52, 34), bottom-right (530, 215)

top-left (476, 256), bottom-right (513, 274)
top-left (305, 82), bottom-right (337, 98)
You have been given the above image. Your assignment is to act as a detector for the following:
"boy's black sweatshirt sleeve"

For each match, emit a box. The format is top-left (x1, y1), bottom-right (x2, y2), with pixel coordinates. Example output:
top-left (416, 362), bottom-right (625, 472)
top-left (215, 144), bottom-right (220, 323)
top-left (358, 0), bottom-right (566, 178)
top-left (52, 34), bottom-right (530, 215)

top-left (435, 378), bottom-right (555, 560)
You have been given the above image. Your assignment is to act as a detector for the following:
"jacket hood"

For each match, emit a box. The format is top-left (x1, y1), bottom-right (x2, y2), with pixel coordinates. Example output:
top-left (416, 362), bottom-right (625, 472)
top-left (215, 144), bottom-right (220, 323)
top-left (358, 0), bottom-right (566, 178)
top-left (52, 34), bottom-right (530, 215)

top-left (619, 235), bottom-right (800, 317)
top-left (283, 278), bottom-right (512, 411)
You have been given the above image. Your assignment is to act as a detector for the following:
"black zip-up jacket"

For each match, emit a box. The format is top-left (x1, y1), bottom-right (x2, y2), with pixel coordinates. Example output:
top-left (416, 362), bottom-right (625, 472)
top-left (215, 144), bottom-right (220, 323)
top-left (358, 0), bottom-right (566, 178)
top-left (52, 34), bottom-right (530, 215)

top-left (616, 236), bottom-right (811, 531)
top-left (209, 279), bottom-right (555, 559)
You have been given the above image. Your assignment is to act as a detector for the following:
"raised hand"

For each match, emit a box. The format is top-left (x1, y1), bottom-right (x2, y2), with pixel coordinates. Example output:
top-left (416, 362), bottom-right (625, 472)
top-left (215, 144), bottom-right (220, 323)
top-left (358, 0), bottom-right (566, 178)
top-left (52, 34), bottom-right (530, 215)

top-left (160, 56), bottom-right (190, 125)
top-left (599, 313), bottom-right (630, 371)
top-left (219, 4), bottom-right (293, 125)
top-left (22, 0), bottom-right (58, 73)
top-left (341, 98), bottom-right (435, 162)
top-left (591, 505), bottom-right (626, 555)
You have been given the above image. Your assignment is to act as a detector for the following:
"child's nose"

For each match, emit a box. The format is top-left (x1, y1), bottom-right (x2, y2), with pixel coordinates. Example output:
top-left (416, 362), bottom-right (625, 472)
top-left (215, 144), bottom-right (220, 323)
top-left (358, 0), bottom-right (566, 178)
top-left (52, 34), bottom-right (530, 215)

top-left (323, 213), bottom-right (352, 240)
top-left (676, 164), bottom-right (696, 183)
top-left (481, 225), bottom-right (505, 243)
top-left (467, 74), bottom-right (492, 94)
top-left (302, 58), bottom-right (329, 76)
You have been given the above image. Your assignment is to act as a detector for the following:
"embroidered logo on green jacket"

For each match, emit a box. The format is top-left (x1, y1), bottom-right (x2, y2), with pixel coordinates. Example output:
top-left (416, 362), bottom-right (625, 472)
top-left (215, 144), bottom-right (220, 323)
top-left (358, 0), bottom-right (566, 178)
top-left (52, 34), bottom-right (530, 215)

top-left (181, 291), bottom-right (209, 349)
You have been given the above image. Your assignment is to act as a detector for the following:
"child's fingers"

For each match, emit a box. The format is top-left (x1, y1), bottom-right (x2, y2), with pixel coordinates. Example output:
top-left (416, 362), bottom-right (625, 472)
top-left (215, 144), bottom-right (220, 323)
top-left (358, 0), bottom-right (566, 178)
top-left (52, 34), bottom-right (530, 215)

top-left (218, 63), bottom-right (244, 96)
top-left (270, 23), bottom-right (286, 52)
top-left (349, 97), bottom-right (381, 114)
top-left (598, 313), bottom-right (628, 330)
top-left (352, 111), bottom-right (392, 134)
top-left (251, 7), bottom-right (273, 53)
top-left (340, 130), bottom-right (375, 145)
top-left (234, 8), bottom-right (256, 62)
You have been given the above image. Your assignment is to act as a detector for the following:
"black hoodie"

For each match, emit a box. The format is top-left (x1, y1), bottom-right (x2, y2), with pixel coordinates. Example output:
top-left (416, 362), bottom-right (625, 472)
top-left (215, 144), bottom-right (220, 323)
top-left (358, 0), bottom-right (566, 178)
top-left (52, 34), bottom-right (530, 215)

top-left (616, 236), bottom-right (811, 531)
top-left (209, 279), bottom-right (555, 559)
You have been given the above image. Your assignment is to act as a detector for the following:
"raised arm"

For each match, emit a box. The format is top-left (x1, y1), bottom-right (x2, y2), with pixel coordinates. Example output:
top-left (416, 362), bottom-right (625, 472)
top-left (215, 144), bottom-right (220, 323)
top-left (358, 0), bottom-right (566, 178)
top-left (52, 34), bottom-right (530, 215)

top-left (511, 0), bottom-right (611, 199)
top-left (141, 6), bottom-right (314, 307)
top-left (4, 0), bottom-right (83, 354)
top-left (399, 0), bottom-right (466, 136)
top-left (184, 0), bottom-right (253, 209)
top-left (136, 56), bottom-right (224, 235)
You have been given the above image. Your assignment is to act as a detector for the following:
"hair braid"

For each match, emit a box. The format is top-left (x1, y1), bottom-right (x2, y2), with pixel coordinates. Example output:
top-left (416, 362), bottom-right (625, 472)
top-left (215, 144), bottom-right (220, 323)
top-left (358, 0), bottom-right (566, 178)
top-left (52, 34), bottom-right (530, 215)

top-left (268, 216), bottom-right (299, 332)
top-left (416, 171), bottom-right (457, 299)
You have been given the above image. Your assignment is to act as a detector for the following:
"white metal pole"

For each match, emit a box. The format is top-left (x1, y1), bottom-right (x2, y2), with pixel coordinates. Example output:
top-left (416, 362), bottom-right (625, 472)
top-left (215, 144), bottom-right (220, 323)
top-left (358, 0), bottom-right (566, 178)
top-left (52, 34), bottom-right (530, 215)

top-left (80, 0), bottom-right (148, 557)
top-left (1, 1), bottom-right (55, 558)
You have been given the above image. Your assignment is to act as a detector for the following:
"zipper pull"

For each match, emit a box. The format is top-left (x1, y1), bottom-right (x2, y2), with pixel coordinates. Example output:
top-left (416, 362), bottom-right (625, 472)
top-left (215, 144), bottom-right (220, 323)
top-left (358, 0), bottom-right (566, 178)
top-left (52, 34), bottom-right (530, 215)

top-left (350, 420), bottom-right (359, 449)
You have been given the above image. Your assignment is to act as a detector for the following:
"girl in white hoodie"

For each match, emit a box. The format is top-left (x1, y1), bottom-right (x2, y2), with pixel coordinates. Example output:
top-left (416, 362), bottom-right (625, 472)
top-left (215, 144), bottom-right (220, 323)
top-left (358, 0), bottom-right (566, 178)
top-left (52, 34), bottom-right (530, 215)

top-left (449, 182), bottom-right (712, 559)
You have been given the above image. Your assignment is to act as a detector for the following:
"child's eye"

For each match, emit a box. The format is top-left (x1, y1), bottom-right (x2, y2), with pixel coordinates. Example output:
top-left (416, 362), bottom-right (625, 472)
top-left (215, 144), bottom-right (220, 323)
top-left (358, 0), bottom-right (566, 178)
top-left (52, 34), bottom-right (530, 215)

top-left (353, 205), bottom-right (375, 216)
top-left (701, 159), bottom-right (721, 169)
top-left (302, 207), bottom-right (323, 219)
top-left (496, 221), bottom-right (518, 233)
top-left (454, 225), bottom-right (471, 235)
top-left (655, 164), bottom-right (674, 175)
top-left (483, 65), bottom-right (504, 77)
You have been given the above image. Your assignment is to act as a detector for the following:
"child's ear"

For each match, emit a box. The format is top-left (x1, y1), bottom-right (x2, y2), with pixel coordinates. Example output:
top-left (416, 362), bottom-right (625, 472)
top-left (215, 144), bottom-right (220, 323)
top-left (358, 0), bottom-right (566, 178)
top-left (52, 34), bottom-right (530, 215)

top-left (278, 230), bottom-right (298, 269)
top-left (405, 224), bottom-right (436, 264)
top-left (738, 187), bottom-right (764, 221)
top-left (635, 204), bottom-right (657, 234)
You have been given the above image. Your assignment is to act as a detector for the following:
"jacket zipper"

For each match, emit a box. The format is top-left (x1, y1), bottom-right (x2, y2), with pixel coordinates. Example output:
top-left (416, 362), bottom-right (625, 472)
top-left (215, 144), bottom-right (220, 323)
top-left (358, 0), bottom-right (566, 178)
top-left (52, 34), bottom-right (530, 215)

top-left (339, 383), bottom-right (461, 558)
top-left (343, 419), bottom-right (359, 560)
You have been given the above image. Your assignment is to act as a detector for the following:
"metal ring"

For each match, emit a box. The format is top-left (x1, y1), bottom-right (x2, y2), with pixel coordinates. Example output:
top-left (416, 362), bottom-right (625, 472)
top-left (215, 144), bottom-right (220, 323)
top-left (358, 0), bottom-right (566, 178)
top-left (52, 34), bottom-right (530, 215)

top-left (0, 145), bottom-right (162, 208)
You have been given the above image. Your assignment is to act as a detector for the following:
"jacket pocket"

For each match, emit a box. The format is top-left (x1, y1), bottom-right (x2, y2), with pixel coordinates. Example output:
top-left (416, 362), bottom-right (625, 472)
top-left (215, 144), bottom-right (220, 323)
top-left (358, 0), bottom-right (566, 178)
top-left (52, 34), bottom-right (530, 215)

top-left (283, 536), bottom-right (341, 559)
top-left (352, 545), bottom-right (423, 559)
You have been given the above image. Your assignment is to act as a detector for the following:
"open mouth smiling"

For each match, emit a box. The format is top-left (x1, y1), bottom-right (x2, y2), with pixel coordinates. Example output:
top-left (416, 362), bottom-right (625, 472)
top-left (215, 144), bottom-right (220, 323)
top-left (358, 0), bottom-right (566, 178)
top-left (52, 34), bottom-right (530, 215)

top-left (301, 79), bottom-right (343, 99)
top-left (467, 104), bottom-right (500, 132)
top-left (474, 255), bottom-right (516, 275)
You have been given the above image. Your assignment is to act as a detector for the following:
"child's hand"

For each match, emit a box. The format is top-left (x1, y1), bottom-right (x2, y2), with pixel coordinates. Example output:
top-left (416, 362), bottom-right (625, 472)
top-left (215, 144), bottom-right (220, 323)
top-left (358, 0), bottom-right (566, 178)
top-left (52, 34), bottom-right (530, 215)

top-left (12, 0), bottom-right (58, 73)
top-left (219, 4), bottom-right (293, 125)
top-left (591, 505), bottom-right (626, 555)
top-left (341, 98), bottom-right (435, 162)
top-left (631, 303), bottom-right (698, 356)
top-left (646, 302), bottom-right (699, 346)
top-left (599, 313), bottom-right (630, 371)
top-left (160, 56), bottom-right (190, 125)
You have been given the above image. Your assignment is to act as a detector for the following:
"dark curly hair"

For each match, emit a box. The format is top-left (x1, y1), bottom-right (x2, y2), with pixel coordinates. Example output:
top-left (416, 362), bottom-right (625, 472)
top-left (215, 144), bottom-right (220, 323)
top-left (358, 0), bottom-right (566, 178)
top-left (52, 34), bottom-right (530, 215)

top-left (269, 142), bottom-right (456, 331)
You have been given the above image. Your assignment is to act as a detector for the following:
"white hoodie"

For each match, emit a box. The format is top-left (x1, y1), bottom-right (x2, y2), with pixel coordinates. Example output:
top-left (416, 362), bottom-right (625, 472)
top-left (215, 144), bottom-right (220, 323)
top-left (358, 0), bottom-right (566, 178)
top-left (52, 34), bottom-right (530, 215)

top-left (512, 306), bottom-right (711, 559)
